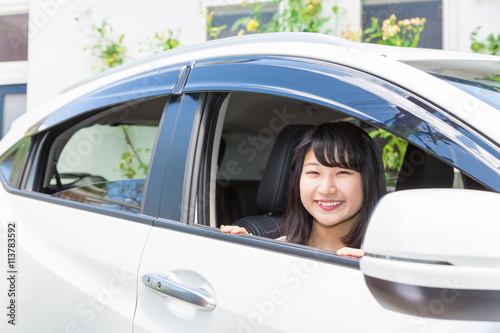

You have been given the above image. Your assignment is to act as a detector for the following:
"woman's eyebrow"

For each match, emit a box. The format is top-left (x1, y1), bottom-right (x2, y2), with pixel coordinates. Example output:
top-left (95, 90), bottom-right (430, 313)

top-left (303, 162), bottom-right (320, 167)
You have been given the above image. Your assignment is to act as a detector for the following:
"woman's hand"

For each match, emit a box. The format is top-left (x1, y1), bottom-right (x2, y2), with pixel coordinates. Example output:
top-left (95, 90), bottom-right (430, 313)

top-left (220, 225), bottom-right (250, 235)
top-left (336, 247), bottom-right (364, 257)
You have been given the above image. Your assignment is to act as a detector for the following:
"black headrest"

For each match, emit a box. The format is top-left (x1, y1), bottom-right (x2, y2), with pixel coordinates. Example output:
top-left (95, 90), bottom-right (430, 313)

top-left (257, 125), bottom-right (313, 214)
top-left (396, 143), bottom-right (454, 191)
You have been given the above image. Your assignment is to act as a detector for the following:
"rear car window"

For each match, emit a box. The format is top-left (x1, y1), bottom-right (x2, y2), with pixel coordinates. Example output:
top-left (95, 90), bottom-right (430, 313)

top-left (42, 96), bottom-right (167, 213)
top-left (0, 137), bottom-right (31, 187)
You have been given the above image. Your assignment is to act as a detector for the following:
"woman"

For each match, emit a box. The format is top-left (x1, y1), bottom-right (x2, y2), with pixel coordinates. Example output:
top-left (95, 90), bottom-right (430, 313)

top-left (221, 122), bottom-right (386, 257)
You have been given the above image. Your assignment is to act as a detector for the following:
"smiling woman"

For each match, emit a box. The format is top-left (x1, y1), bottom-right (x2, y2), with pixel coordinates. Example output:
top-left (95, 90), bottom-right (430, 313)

top-left (221, 122), bottom-right (386, 257)
top-left (286, 122), bottom-right (385, 251)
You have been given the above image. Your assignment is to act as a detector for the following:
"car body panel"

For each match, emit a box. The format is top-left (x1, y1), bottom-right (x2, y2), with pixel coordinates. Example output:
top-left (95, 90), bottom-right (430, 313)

top-left (0, 190), bottom-right (152, 332)
top-left (134, 220), bottom-right (500, 332)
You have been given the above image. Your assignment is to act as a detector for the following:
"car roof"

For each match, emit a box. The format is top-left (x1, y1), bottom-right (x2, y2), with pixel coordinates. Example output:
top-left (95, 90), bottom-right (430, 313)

top-left (2, 32), bottom-right (500, 152)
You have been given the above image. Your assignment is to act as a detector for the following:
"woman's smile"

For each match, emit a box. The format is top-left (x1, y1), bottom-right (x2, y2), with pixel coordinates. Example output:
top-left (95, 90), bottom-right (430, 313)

top-left (300, 148), bottom-right (363, 228)
top-left (316, 200), bottom-right (343, 210)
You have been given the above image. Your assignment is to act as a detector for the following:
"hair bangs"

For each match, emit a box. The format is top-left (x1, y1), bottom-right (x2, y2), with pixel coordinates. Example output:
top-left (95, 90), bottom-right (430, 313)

top-left (311, 124), bottom-right (361, 172)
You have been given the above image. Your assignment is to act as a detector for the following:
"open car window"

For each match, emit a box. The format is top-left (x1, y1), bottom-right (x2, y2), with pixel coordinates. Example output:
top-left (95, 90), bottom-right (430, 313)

top-left (196, 92), bottom-right (491, 234)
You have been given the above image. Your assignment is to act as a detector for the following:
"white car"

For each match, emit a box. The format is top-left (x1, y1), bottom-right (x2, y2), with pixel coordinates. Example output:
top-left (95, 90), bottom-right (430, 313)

top-left (1, 33), bottom-right (500, 332)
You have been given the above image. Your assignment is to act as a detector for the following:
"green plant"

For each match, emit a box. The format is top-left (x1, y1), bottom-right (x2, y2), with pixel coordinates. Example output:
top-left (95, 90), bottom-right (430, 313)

top-left (369, 128), bottom-right (408, 182)
top-left (362, 14), bottom-right (426, 183)
top-left (363, 14), bottom-right (426, 47)
top-left (470, 26), bottom-right (500, 55)
top-left (206, 10), bottom-right (227, 39)
top-left (84, 19), bottom-right (128, 71)
top-left (232, 0), bottom-right (337, 35)
top-left (117, 126), bottom-right (150, 179)
top-left (140, 29), bottom-right (181, 54)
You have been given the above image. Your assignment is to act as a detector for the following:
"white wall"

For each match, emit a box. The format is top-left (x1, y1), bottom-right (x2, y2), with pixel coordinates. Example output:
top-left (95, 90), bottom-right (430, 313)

top-left (443, 0), bottom-right (500, 52)
top-left (324, 0), bottom-right (362, 36)
top-left (27, 0), bottom-right (208, 111)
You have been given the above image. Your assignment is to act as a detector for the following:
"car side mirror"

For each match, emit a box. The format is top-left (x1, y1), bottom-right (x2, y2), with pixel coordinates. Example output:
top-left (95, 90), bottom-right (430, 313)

top-left (361, 189), bottom-right (500, 322)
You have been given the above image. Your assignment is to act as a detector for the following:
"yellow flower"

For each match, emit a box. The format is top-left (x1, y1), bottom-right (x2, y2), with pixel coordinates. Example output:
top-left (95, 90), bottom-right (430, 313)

top-left (390, 14), bottom-right (397, 21)
top-left (387, 25), bottom-right (400, 37)
top-left (246, 19), bottom-right (259, 32)
top-left (237, 29), bottom-right (245, 36)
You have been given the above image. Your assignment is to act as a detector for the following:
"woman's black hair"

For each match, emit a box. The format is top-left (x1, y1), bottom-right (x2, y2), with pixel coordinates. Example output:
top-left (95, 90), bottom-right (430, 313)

top-left (282, 122), bottom-right (386, 248)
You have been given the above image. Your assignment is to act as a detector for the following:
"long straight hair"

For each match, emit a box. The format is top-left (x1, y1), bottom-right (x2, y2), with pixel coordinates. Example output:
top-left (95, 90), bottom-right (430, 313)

top-left (282, 122), bottom-right (386, 248)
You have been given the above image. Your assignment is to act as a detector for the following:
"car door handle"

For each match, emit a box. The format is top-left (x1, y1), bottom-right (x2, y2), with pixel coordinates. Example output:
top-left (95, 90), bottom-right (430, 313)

top-left (142, 273), bottom-right (216, 311)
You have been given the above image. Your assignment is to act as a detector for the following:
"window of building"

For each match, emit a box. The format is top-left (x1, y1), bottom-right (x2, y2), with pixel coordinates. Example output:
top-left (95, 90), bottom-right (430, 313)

top-left (0, 84), bottom-right (27, 138)
top-left (0, 13), bottom-right (29, 62)
top-left (207, 3), bottom-right (278, 39)
top-left (362, 0), bottom-right (442, 49)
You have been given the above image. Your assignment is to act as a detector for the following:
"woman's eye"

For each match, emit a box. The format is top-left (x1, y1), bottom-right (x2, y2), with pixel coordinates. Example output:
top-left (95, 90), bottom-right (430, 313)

top-left (337, 170), bottom-right (351, 175)
top-left (306, 171), bottom-right (319, 175)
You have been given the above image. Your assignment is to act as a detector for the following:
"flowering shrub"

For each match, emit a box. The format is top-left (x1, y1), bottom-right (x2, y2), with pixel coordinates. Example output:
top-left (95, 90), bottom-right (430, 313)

top-left (84, 19), bottom-right (128, 72)
top-left (341, 25), bottom-right (362, 42)
top-left (470, 26), bottom-right (500, 55)
top-left (363, 14), bottom-right (426, 47)
top-left (140, 29), bottom-right (181, 54)
top-left (232, 0), bottom-right (336, 35)
top-left (206, 10), bottom-right (227, 39)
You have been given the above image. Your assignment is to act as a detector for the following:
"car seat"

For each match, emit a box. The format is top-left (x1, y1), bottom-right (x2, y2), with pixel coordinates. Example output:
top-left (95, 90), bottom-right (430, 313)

top-left (231, 125), bottom-right (313, 238)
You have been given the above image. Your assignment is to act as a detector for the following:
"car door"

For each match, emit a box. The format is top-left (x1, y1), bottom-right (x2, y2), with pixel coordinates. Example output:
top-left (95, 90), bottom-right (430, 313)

top-left (134, 57), bottom-right (500, 332)
top-left (0, 63), bottom-right (184, 332)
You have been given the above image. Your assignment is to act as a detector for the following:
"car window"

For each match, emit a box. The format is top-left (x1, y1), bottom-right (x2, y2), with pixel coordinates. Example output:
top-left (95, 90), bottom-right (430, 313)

top-left (34, 96), bottom-right (167, 213)
top-left (198, 92), bottom-right (371, 230)
top-left (52, 179), bottom-right (145, 213)
top-left (196, 92), bottom-right (491, 233)
top-left (0, 136), bottom-right (31, 187)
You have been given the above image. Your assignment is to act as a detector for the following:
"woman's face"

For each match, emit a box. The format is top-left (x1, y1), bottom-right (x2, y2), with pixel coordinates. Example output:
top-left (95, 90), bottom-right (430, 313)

top-left (299, 148), bottom-right (363, 228)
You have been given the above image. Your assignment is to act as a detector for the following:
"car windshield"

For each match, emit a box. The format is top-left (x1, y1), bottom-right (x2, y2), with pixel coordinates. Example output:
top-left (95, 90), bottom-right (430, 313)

top-left (404, 60), bottom-right (500, 111)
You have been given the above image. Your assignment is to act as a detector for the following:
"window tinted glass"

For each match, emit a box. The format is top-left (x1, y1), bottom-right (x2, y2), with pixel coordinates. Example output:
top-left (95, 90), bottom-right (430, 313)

top-left (46, 96), bottom-right (167, 212)
top-left (0, 14), bottom-right (28, 62)
top-left (52, 179), bottom-right (145, 214)
top-left (0, 136), bottom-right (30, 186)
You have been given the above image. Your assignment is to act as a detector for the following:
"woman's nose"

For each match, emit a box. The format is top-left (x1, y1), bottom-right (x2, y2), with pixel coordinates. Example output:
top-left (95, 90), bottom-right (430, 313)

top-left (318, 176), bottom-right (336, 194)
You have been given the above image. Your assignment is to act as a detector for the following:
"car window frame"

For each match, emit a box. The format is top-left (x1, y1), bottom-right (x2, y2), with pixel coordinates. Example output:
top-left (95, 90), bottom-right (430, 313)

top-left (152, 55), bottom-right (500, 269)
